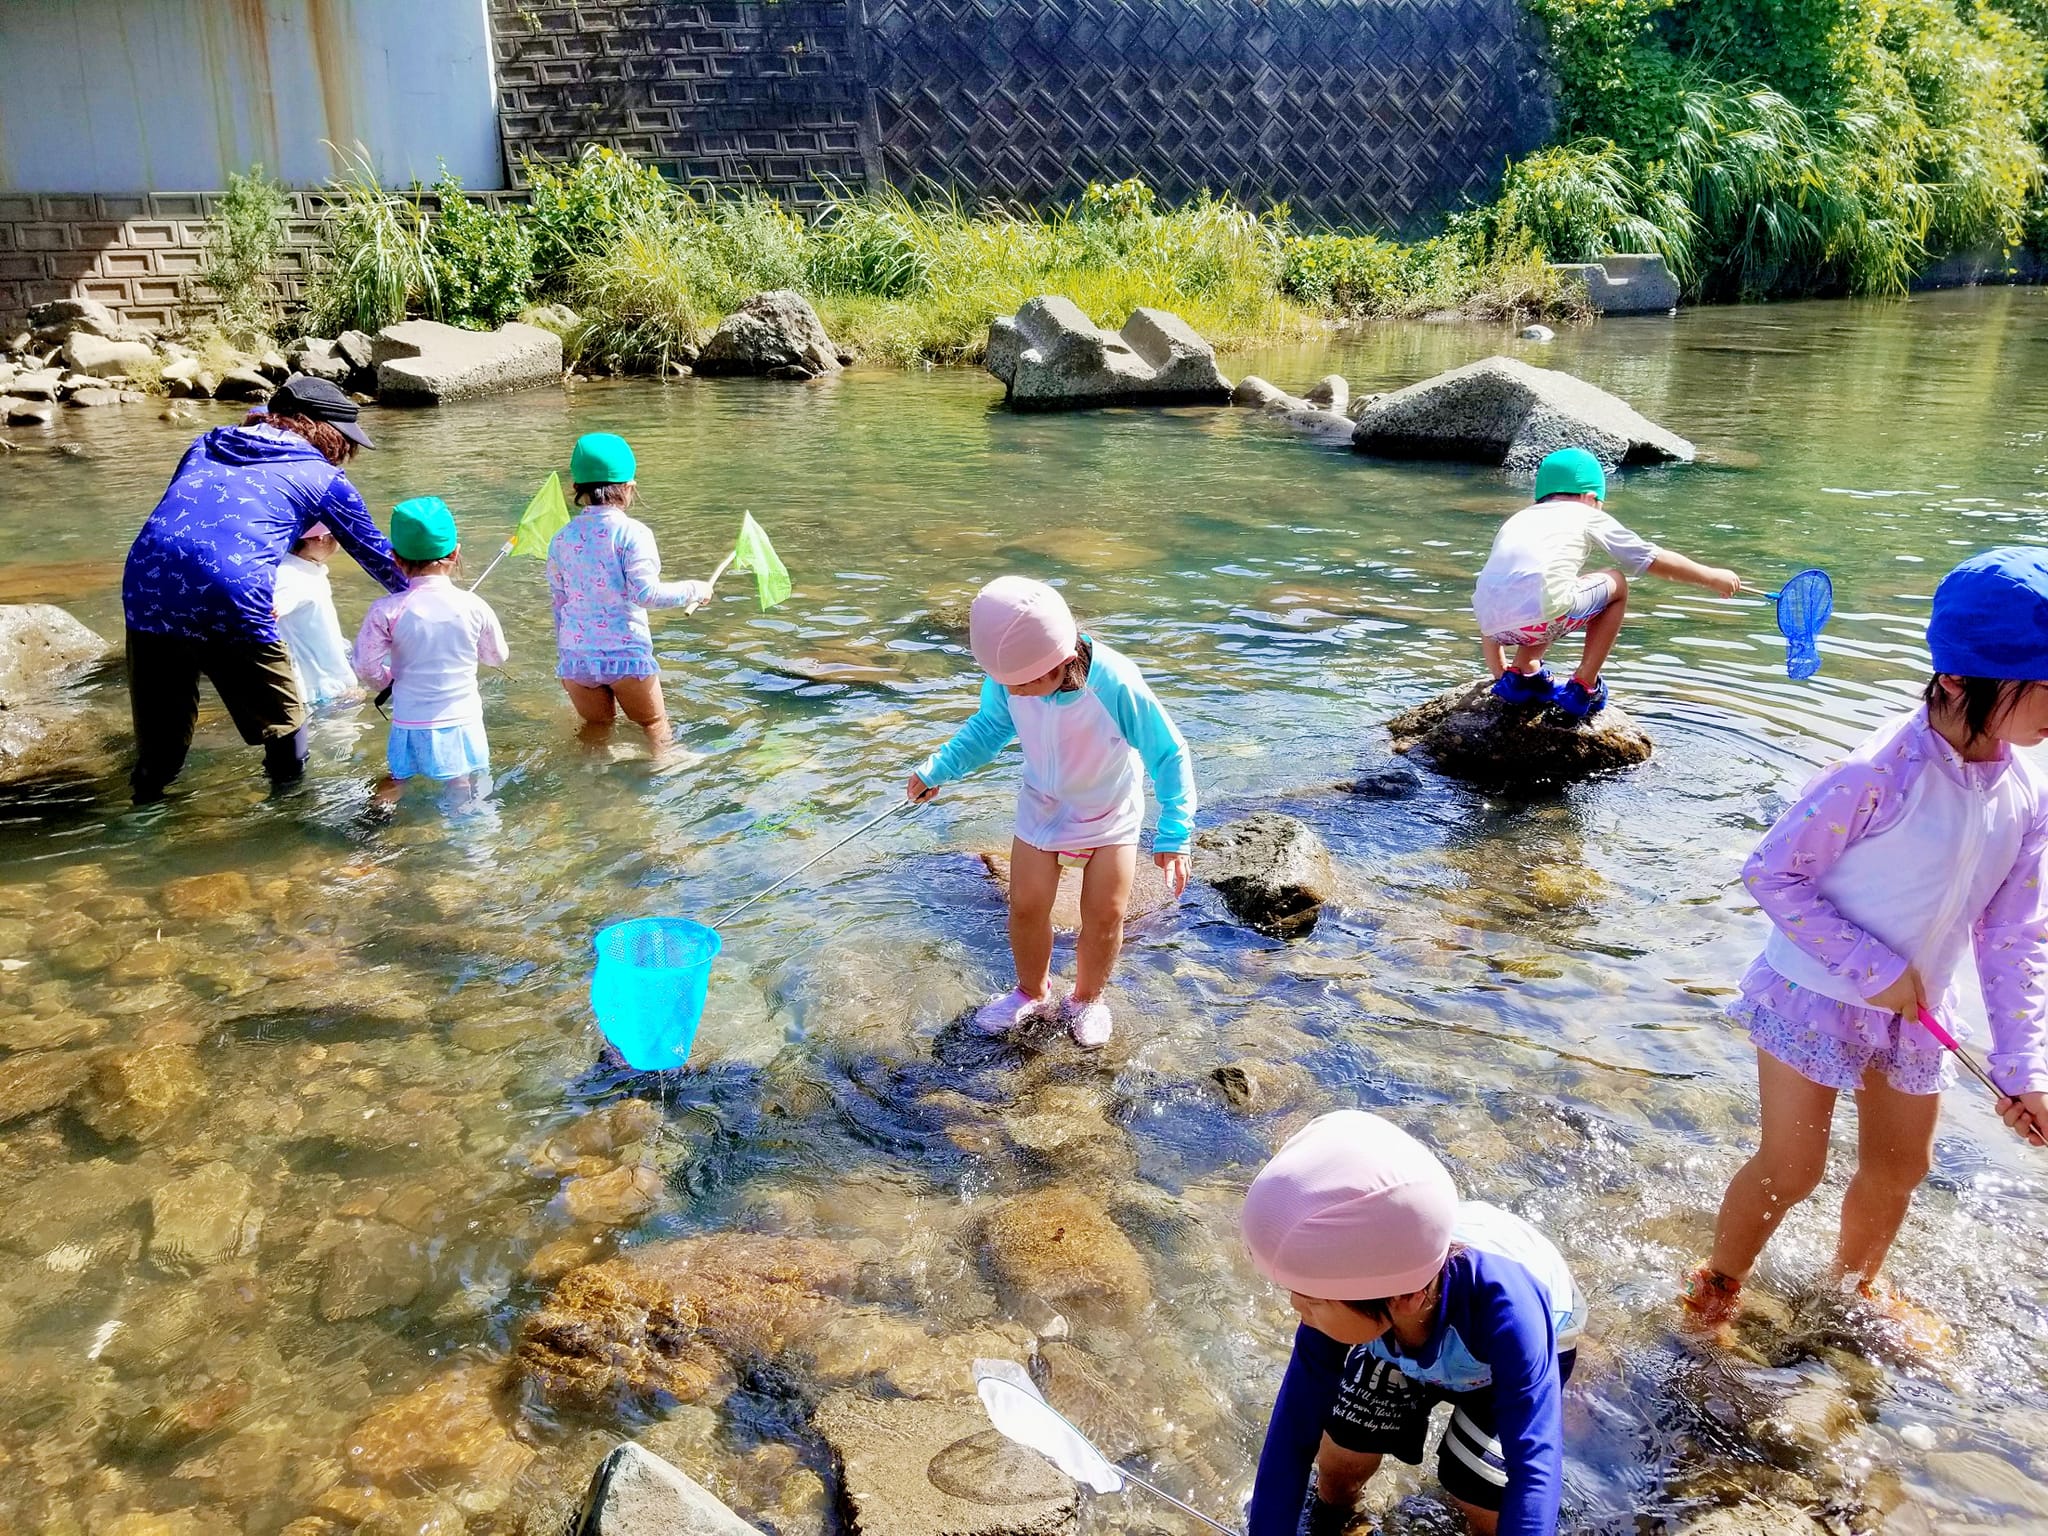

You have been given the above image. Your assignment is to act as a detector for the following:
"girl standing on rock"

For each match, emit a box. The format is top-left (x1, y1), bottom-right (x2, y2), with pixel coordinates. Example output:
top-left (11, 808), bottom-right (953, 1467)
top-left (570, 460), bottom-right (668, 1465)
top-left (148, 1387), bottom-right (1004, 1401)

top-left (1685, 547), bottom-right (2048, 1343)
top-left (905, 576), bottom-right (1195, 1048)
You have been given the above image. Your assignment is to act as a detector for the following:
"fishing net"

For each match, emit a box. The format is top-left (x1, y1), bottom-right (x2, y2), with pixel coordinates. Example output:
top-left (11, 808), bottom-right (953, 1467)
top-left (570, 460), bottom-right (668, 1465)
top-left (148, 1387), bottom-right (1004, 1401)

top-left (1775, 568), bottom-right (1833, 679)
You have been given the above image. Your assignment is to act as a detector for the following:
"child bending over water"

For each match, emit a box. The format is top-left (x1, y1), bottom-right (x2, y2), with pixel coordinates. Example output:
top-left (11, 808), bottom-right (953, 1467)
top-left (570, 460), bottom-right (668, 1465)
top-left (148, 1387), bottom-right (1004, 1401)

top-left (906, 577), bottom-right (1195, 1048)
top-left (273, 522), bottom-right (358, 706)
top-left (352, 497), bottom-right (507, 811)
top-left (548, 432), bottom-right (711, 763)
top-left (1474, 447), bottom-right (1739, 717)
top-left (1244, 1112), bottom-right (1585, 1536)
top-left (1686, 547), bottom-right (2048, 1340)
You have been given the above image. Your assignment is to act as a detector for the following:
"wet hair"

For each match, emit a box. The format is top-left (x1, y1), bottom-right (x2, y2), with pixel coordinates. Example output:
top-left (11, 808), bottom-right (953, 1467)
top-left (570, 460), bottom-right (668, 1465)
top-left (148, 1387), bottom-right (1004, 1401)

top-left (244, 410), bottom-right (355, 467)
top-left (573, 481), bottom-right (634, 507)
top-left (1924, 675), bottom-right (2044, 746)
top-left (396, 553), bottom-right (460, 579)
top-left (1340, 1244), bottom-right (1464, 1322)
top-left (1055, 636), bottom-right (1094, 693)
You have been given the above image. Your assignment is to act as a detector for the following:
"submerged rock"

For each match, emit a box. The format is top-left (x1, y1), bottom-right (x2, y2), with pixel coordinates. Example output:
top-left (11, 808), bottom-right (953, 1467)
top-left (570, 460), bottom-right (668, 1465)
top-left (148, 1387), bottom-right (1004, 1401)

top-left (1351, 355), bottom-right (1694, 472)
top-left (817, 1392), bottom-right (1079, 1536)
top-left (1387, 679), bottom-right (1653, 786)
top-left (695, 290), bottom-right (841, 380)
top-left (985, 296), bottom-right (1230, 411)
top-left (1196, 812), bottom-right (1337, 937)
top-left (149, 1161), bottom-right (262, 1272)
top-left (73, 1043), bottom-right (207, 1141)
top-left (0, 1047), bottom-right (94, 1123)
top-left (574, 1440), bottom-right (766, 1536)
top-left (373, 319), bottom-right (563, 405)
top-left (340, 1361), bottom-right (533, 1495)
top-left (1671, 1504), bottom-right (1828, 1536)
top-left (0, 603), bottom-right (122, 794)
top-left (1231, 374), bottom-right (1355, 441)
top-left (978, 1187), bottom-right (1150, 1325)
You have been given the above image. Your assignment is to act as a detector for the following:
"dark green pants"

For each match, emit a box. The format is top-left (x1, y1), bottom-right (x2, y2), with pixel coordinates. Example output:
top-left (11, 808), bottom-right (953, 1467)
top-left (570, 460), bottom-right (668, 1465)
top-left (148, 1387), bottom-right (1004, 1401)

top-left (126, 629), bottom-right (307, 800)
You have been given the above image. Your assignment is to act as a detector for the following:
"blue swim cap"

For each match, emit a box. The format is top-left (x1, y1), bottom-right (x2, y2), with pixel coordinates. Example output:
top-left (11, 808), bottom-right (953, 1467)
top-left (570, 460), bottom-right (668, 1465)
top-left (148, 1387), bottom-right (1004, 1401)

top-left (1927, 546), bottom-right (2048, 679)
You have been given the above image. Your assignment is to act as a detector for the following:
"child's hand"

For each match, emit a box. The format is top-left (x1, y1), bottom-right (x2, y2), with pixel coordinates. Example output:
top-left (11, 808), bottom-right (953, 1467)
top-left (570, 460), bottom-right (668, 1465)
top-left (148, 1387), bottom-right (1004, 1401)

top-left (1705, 567), bottom-right (1741, 598)
top-left (906, 772), bottom-right (938, 804)
top-left (1154, 850), bottom-right (1189, 897)
top-left (1999, 1091), bottom-right (2048, 1147)
top-left (1863, 966), bottom-right (1927, 1018)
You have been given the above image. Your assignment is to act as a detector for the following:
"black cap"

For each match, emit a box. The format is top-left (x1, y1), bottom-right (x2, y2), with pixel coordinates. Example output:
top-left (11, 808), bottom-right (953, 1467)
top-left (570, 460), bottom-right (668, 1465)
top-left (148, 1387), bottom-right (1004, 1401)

top-left (269, 374), bottom-right (373, 449)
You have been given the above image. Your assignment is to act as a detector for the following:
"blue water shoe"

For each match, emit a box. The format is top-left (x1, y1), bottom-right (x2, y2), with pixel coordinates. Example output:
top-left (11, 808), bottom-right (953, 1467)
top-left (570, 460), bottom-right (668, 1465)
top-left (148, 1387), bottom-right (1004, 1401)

top-left (1490, 667), bottom-right (1553, 705)
top-left (1551, 676), bottom-right (1609, 717)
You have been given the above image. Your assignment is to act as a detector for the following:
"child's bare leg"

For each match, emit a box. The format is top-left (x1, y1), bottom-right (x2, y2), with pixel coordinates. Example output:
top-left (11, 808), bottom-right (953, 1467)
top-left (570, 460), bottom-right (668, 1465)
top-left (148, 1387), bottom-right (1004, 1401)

top-left (1313, 1435), bottom-right (1383, 1515)
top-left (1510, 641), bottom-right (1549, 675)
top-left (1006, 839), bottom-right (1061, 1000)
top-left (1707, 1049), bottom-right (1837, 1281)
top-left (1071, 845), bottom-right (1137, 1004)
top-left (563, 680), bottom-right (619, 746)
top-left (1571, 571), bottom-right (1628, 688)
top-left (1483, 638), bottom-right (1507, 678)
top-left (610, 674), bottom-right (675, 759)
top-left (1832, 1067), bottom-right (1940, 1284)
top-left (372, 775), bottom-right (402, 809)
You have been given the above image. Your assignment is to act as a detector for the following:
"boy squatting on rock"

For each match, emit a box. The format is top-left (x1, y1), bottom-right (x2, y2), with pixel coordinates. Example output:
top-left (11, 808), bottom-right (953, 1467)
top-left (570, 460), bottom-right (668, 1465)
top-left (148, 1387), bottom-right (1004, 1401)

top-left (1242, 1111), bottom-right (1585, 1536)
top-left (1474, 447), bottom-right (1739, 718)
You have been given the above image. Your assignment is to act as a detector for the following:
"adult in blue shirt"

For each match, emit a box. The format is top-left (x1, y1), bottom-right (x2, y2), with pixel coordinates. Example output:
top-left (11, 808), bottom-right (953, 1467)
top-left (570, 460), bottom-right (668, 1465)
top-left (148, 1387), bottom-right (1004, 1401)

top-left (122, 376), bottom-right (406, 801)
top-left (1241, 1111), bottom-right (1585, 1536)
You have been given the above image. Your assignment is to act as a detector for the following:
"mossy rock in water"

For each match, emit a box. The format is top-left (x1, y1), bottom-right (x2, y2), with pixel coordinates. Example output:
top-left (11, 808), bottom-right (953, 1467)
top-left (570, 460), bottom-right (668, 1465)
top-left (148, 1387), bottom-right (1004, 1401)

top-left (1387, 679), bottom-right (1651, 788)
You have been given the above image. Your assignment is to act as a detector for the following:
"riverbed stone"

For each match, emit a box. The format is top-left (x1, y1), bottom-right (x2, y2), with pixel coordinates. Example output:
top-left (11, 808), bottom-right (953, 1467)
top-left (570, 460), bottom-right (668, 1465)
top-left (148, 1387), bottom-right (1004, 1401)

top-left (66, 385), bottom-right (124, 408)
top-left (63, 332), bottom-right (154, 378)
top-left (514, 1235), bottom-right (859, 1414)
top-left (573, 1440), bottom-right (767, 1536)
top-left (286, 337), bottom-right (354, 386)
top-left (695, 289), bottom-right (842, 379)
top-left (1922, 1450), bottom-right (2048, 1516)
top-left (986, 296), bottom-right (1230, 410)
top-left (373, 319), bottom-right (564, 405)
top-left (1671, 1504), bottom-right (1829, 1536)
top-left (978, 1186), bottom-right (1151, 1324)
top-left (1195, 812), bottom-right (1337, 937)
top-left (817, 1392), bottom-right (1079, 1536)
top-left (73, 1043), bottom-right (207, 1141)
top-left (1231, 374), bottom-right (1356, 441)
top-left (1351, 355), bottom-right (1694, 472)
top-left (0, 1048), bottom-right (94, 1122)
top-left (341, 1361), bottom-right (534, 1497)
top-left (1387, 678), bottom-right (1653, 786)
top-left (9, 370), bottom-right (61, 403)
top-left (215, 366), bottom-right (275, 402)
top-left (159, 871), bottom-right (256, 919)
top-left (309, 1218), bottom-right (431, 1319)
top-left (559, 1160), bottom-right (664, 1227)
top-left (149, 1162), bottom-right (262, 1272)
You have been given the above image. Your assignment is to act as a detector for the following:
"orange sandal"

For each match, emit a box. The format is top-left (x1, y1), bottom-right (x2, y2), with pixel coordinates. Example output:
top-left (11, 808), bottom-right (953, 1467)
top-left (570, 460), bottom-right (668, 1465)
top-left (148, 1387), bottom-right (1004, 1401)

top-left (1679, 1265), bottom-right (1744, 1331)
top-left (1849, 1277), bottom-right (1956, 1355)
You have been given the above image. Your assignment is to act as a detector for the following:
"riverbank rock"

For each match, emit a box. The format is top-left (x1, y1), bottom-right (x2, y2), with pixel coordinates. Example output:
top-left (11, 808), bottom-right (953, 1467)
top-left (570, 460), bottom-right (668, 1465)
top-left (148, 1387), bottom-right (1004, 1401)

top-left (1387, 679), bottom-right (1653, 786)
top-left (695, 290), bottom-right (842, 380)
top-left (29, 297), bottom-right (147, 347)
top-left (1231, 375), bottom-right (1356, 441)
top-left (575, 1441), bottom-right (767, 1536)
top-left (1196, 812), bottom-right (1337, 937)
top-left (817, 1393), bottom-right (1078, 1536)
top-left (1351, 355), bottom-right (1695, 472)
top-left (63, 332), bottom-right (154, 378)
top-left (514, 1235), bottom-right (859, 1414)
top-left (285, 336), bottom-right (356, 388)
top-left (978, 1187), bottom-right (1151, 1324)
top-left (1551, 253), bottom-right (1680, 315)
top-left (986, 297), bottom-right (1230, 411)
top-left (373, 319), bottom-right (564, 405)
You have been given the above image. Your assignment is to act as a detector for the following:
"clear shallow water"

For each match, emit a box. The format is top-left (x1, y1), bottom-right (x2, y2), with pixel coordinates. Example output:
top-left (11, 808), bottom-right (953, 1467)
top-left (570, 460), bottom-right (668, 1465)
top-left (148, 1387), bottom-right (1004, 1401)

top-left (2, 288), bottom-right (2047, 1534)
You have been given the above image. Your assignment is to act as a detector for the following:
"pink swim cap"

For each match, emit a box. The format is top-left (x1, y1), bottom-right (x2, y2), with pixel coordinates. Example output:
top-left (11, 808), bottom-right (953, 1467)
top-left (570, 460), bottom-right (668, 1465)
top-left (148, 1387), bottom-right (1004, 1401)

top-left (301, 522), bottom-right (332, 540)
top-left (968, 576), bottom-right (1078, 686)
top-left (1241, 1111), bottom-right (1459, 1300)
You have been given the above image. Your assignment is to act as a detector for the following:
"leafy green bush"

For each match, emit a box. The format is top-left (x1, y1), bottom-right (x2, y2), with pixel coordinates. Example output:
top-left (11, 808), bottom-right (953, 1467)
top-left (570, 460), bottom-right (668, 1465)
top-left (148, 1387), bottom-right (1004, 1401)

top-left (1474, 142), bottom-right (1691, 274)
top-left (200, 164), bottom-right (292, 342)
top-left (304, 145), bottom-right (437, 335)
top-left (425, 168), bottom-right (535, 329)
top-left (523, 145), bottom-right (677, 292)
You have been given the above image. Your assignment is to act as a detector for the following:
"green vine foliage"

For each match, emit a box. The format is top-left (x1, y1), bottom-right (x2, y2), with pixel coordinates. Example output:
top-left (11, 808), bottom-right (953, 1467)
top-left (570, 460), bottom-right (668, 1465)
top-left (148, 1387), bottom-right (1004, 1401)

top-left (426, 169), bottom-right (535, 330)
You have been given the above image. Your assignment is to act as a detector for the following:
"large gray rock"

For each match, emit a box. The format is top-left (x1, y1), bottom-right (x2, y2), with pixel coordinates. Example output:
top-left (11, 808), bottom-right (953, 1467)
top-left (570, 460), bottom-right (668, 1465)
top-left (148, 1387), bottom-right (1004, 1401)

top-left (693, 290), bottom-right (842, 380)
top-left (817, 1392), bottom-right (1078, 1536)
top-left (285, 336), bottom-right (353, 386)
top-left (1232, 374), bottom-right (1355, 442)
top-left (572, 1441), bottom-right (766, 1536)
top-left (0, 604), bottom-right (123, 796)
top-left (986, 296), bottom-right (1230, 411)
top-left (1388, 678), bottom-right (1653, 786)
top-left (373, 319), bottom-right (563, 405)
top-left (1549, 253), bottom-right (1680, 315)
top-left (28, 297), bottom-right (131, 345)
top-left (1197, 811), bottom-right (1338, 937)
top-left (62, 332), bottom-right (154, 379)
top-left (1351, 355), bottom-right (1694, 472)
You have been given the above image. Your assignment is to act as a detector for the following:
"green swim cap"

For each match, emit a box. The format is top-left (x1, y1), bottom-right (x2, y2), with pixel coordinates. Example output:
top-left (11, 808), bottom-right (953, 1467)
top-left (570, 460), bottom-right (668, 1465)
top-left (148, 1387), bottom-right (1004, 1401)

top-left (390, 496), bottom-right (459, 561)
top-left (1532, 447), bottom-right (1606, 502)
top-left (571, 432), bottom-right (636, 486)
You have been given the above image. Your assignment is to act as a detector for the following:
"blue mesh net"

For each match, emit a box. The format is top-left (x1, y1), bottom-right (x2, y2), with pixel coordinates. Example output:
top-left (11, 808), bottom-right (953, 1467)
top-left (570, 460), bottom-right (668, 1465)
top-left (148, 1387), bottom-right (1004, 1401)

top-left (1775, 568), bottom-right (1834, 679)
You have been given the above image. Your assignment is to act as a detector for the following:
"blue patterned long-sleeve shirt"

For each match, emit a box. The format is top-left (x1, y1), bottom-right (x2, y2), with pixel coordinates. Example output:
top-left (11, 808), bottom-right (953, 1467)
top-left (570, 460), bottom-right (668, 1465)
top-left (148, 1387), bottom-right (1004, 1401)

top-left (123, 425), bottom-right (405, 644)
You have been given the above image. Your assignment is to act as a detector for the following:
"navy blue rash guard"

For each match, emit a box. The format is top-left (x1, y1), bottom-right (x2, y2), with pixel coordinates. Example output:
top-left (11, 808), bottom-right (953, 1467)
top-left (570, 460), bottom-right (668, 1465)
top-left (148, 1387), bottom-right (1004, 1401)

top-left (1247, 1243), bottom-right (1569, 1536)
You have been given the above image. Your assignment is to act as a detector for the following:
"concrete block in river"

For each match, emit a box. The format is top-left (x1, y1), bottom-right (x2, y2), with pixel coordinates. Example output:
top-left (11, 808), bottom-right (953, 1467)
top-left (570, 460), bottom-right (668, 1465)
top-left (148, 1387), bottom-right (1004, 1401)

top-left (373, 319), bottom-right (564, 405)
top-left (817, 1392), bottom-right (1079, 1536)
top-left (1387, 679), bottom-right (1652, 787)
top-left (572, 1440), bottom-right (766, 1536)
top-left (985, 295), bottom-right (1230, 410)
top-left (1549, 253), bottom-right (1680, 314)
top-left (1351, 354), bottom-right (1694, 472)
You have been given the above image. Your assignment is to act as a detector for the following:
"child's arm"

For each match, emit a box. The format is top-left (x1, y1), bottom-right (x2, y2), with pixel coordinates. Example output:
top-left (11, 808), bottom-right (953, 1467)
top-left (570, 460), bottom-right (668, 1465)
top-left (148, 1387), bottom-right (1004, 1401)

top-left (910, 677), bottom-right (1017, 793)
top-left (351, 598), bottom-right (397, 689)
top-left (1743, 756), bottom-right (1922, 1007)
top-left (1466, 1261), bottom-right (1565, 1536)
top-left (476, 599), bottom-right (510, 670)
top-left (317, 479), bottom-right (408, 595)
top-left (1096, 656), bottom-right (1197, 855)
top-left (620, 522), bottom-right (711, 612)
top-left (1246, 1324), bottom-right (1349, 1536)
top-left (1587, 510), bottom-right (1739, 596)
top-left (1975, 792), bottom-right (2048, 1115)
top-left (1647, 548), bottom-right (1741, 596)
